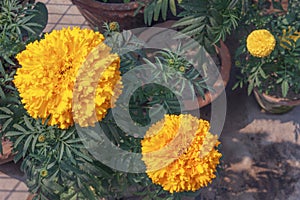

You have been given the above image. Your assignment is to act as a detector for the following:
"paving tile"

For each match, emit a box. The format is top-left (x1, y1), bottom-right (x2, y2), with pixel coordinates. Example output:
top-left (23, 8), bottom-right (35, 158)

top-left (59, 15), bottom-right (86, 25)
top-left (37, 0), bottom-right (50, 3)
top-left (46, 4), bottom-right (70, 14)
top-left (43, 23), bottom-right (55, 32)
top-left (0, 162), bottom-right (30, 200)
top-left (80, 25), bottom-right (92, 30)
top-left (65, 5), bottom-right (82, 15)
top-left (47, 0), bottom-right (71, 5)
top-left (53, 24), bottom-right (80, 30)
top-left (47, 14), bottom-right (62, 24)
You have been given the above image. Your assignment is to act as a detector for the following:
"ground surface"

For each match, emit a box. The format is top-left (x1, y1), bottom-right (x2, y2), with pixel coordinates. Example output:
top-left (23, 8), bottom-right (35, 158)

top-left (193, 35), bottom-right (300, 200)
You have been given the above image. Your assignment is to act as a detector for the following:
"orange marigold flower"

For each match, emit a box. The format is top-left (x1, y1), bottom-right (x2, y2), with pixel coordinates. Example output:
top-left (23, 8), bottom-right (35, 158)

top-left (141, 114), bottom-right (222, 193)
top-left (14, 27), bottom-right (122, 129)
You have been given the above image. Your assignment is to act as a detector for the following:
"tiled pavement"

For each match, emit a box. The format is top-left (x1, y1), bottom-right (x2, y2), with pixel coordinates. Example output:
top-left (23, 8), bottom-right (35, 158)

top-left (39, 0), bottom-right (90, 32)
top-left (0, 1), bottom-right (89, 199)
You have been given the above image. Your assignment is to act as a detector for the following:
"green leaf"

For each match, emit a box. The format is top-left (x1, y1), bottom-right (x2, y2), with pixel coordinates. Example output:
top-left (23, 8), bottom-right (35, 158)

top-left (31, 134), bottom-right (38, 152)
top-left (153, 0), bottom-right (162, 21)
top-left (26, 2), bottom-right (48, 35)
top-left (173, 16), bottom-right (206, 27)
top-left (161, 0), bottom-right (168, 21)
top-left (248, 80), bottom-right (254, 95)
top-left (13, 124), bottom-right (27, 132)
top-left (24, 116), bottom-right (35, 131)
top-left (0, 107), bottom-right (13, 115)
top-left (0, 114), bottom-right (11, 119)
top-left (13, 134), bottom-right (26, 149)
top-left (42, 179), bottom-right (64, 193)
top-left (169, 0), bottom-right (177, 16)
top-left (13, 152), bottom-right (23, 163)
top-left (0, 61), bottom-right (5, 75)
top-left (5, 131), bottom-right (24, 137)
top-left (281, 80), bottom-right (289, 97)
top-left (2, 118), bottom-right (14, 132)
top-left (69, 147), bottom-right (92, 162)
top-left (58, 143), bottom-right (64, 162)
top-left (0, 87), bottom-right (6, 99)
top-left (23, 134), bottom-right (33, 156)
top-left (259, 68), bottom-right (267, 79)
top-left (81, 184), bottom-right (96, 200)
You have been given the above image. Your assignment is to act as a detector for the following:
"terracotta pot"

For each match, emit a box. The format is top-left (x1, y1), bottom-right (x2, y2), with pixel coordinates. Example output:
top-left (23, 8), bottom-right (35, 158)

top-left (138, 21), bottom-right (231, 111)
top-left (253, 88), bottom-right (300, 114)
top-left (183, 40), bottom-right (231, 110)
top-left (0, 139), bottom-right (14, 165)
top-left (71, 0), bottom-right (150, 31)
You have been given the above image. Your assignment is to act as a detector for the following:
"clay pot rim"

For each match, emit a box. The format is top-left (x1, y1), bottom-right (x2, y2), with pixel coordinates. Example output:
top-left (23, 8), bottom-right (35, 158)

top-left (71, 0), bottom-right (142, 11)
top-left (183, 40), bottom-right (231, 110)
top-left (254, 88), bottom-right (300, 106)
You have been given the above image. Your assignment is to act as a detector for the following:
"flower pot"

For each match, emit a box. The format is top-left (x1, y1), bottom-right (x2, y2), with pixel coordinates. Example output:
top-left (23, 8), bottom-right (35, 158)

top-left (0, 139), bottom-right (14, 165)
top-left (253, 88), bottom-right (300, 114)
top-left (71, 0), bottom-right (149, 31)
top-left (138, 21), bottom-right (231, 110)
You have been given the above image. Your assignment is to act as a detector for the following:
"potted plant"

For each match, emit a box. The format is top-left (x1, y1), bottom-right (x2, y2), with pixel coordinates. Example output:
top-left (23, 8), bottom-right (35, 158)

top-left (2, 25), bottom-right (224, 199)
top-left (0, 0), bottom-right (48, 165)
top-left (71, 0), bottom-right (180, 31)
top-left (234, 0), bottom-right (300, 113)
top-left (163, 0), bottom-right (244, 109)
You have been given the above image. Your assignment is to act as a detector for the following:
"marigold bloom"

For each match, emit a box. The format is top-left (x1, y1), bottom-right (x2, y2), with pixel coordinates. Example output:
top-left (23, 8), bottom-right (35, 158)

top-left (14, 27), bottom-right (122, 129)
top-left (141, 114), bottom-right (222, 193)
top-left (246, 29), bottom-right (276, 58)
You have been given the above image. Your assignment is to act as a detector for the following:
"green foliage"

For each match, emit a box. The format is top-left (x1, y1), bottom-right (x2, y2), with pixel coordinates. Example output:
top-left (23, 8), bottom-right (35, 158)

top-left (173, 0), bottom-right (243, 54)
top-left (234, 0), bottom-right (300, 98)
top-left (143, 0), bottom-right (178, 26)
top-left (0, 6), bottom-right (223, 199)
top-left (0, 0), bottom-right (48, 62)
top-left (0, 0), bottom-right (48, 154)
top-left (97, 0), bottom-right (179, 26)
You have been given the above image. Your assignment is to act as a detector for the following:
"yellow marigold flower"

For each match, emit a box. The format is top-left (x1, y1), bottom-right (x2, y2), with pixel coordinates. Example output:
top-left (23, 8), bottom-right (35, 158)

top-left (72, 43), bottom-right (122, 127)
top-left (246, 29), bottom-right (276, 58)
top-left (14, 27), bottom-right (122, 129)
top-left (141, 114), bottom-right (222, 193)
